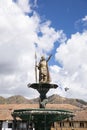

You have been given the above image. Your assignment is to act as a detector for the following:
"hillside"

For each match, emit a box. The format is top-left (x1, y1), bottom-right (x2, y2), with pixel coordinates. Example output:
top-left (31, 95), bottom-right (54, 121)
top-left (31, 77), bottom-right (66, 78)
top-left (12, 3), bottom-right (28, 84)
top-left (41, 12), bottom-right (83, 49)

top-left (0, 96), bottom-right (6, 104)
top-left (30, 94), bottom-right (87, 107)
top-left (47, 94), bottom-right (87, 107)
top-left (0, 95), bottom-right (33, 104)
top-left (0, 94), bottom-right (87, 108)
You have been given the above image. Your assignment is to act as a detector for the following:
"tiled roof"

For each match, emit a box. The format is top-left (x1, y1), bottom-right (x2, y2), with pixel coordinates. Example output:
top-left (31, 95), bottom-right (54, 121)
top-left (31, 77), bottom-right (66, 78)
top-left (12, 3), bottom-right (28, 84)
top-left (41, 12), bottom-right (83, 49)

top-left (0, 104), bottom-right (87, 121)
top-left (73, 109), bottom-right (87, 121)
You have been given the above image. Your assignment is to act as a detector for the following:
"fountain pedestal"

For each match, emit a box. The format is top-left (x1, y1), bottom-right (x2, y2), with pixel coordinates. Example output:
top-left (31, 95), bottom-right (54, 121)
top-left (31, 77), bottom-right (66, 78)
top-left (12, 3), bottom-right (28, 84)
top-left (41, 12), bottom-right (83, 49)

top-left (28, 83), bottom-right (58, 108)
top-left (12, 83), bottom-right (74, 130)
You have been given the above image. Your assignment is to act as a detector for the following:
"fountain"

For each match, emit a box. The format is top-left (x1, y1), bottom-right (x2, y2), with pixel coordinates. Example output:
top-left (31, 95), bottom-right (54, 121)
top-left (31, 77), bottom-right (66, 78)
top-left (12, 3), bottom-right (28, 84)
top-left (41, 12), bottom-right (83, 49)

top-left (12, 55), bottom-right (74, 130)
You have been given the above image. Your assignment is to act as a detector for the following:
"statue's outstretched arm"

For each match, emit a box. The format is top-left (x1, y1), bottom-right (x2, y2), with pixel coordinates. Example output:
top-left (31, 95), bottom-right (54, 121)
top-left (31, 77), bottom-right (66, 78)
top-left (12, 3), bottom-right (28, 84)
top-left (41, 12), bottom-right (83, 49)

top-left (46, 54), bottom-right (52, 62)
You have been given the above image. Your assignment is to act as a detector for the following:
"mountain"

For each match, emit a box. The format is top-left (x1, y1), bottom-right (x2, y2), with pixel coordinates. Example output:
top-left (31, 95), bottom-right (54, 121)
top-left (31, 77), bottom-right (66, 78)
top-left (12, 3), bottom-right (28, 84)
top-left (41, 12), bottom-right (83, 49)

top-left (0, 95), bottom-right (32, 104)
top-left (47, 94), bottom-right (87, 107)
top-left (0, 94), bottom-right (87, 108)
top-left (0, 96), bottom-right (6, 104)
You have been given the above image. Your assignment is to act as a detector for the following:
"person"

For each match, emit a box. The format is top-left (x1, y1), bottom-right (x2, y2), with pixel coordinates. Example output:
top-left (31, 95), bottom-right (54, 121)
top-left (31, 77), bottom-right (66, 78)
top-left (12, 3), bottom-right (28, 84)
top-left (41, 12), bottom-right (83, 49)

top-left (37, 55), bottom-right (51, 83)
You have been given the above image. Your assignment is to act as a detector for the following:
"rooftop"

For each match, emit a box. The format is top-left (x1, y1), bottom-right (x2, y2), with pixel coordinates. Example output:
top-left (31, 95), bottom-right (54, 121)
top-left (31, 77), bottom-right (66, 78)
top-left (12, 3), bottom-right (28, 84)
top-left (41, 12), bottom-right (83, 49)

top-left (0, 104), bottom-right (87, 121)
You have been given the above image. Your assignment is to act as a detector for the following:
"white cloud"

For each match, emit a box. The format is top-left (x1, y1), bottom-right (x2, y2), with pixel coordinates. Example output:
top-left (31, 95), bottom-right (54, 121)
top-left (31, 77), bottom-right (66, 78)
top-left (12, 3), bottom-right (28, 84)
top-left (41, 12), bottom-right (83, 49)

top-left (75, 15), bottom-right (87, 31)
top-left (16, 0), bottom-right (32, 13)
top-left (0, 0), bottom-right (65, 99)
top-left (54, 31), bottom-right (87, 101)
top-left (82, 15), bottom-right (87, 22)
top-left (33, 0), bottom-right (38, 7)
top-left (82, 15), bottom-right (87, 27)
top-left (36, 21), bottom-right (66, 53)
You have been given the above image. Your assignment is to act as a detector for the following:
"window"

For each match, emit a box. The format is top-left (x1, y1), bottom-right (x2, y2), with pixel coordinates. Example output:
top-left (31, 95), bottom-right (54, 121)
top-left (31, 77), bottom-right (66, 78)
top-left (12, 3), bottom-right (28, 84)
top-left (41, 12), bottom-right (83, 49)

top-left (8, 123), bottom-right (12, 128)
top-left (80, 122), bottom-right (84, 128)
top-left (69, 122), bottom-right (72, 127)
top-left (60, 122), bottom-right (64, 127)
top-left (86, 122), bottom-right (87, 128)
top-left (51, 123), bottom-right (55, 128)
top-left (69, 122), bottom-right (74, 127)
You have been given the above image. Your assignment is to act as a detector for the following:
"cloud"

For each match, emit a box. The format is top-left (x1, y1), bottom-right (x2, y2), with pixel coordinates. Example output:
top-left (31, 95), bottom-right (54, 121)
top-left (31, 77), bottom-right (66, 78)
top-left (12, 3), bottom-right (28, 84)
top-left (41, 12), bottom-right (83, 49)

top-left (0, 0), bottom-right (65, 98)
top-left (82, 15), bottom-right (87, 27)
top-left (75, 15), bottom-right (87, 31)
top-left (82, 15), bottom-right (87, 22)
top-left (33, 0), bottom-right (38, 7)
top-left (14, 0), bottom-right (32, 13)
top-left (54, 31), bottom-right (87, 101)
top-left (36, 21), bottom-right (66, 53)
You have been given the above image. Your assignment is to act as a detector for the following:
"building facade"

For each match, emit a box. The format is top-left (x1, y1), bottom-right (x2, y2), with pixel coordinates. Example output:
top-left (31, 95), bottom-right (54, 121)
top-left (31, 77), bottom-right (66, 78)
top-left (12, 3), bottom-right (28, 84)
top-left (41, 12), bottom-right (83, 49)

top-left (0, 104), bottom-right (87, 130)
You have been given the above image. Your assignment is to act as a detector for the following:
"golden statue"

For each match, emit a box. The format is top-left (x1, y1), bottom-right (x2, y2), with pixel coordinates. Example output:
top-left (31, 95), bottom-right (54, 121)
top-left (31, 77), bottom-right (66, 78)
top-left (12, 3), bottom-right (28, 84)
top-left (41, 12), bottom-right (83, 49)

top-left (36, 55), bottom-right (52, 83)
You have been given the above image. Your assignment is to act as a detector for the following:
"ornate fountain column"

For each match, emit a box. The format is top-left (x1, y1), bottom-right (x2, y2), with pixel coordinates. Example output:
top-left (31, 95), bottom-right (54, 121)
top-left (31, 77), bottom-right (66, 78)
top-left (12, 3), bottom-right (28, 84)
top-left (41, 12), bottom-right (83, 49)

top-left (28, 83), bottom-right (58, 108)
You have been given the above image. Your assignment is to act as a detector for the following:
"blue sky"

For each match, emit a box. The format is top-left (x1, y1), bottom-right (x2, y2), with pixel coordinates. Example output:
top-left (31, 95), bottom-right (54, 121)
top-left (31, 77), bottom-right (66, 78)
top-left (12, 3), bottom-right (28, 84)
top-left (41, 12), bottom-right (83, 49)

top-left (35, 0), bottom-right (87, 66)
top-left (36, 0), bottom-right (87, 37)
top-left (0, 0), bottom-right (87, 101)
